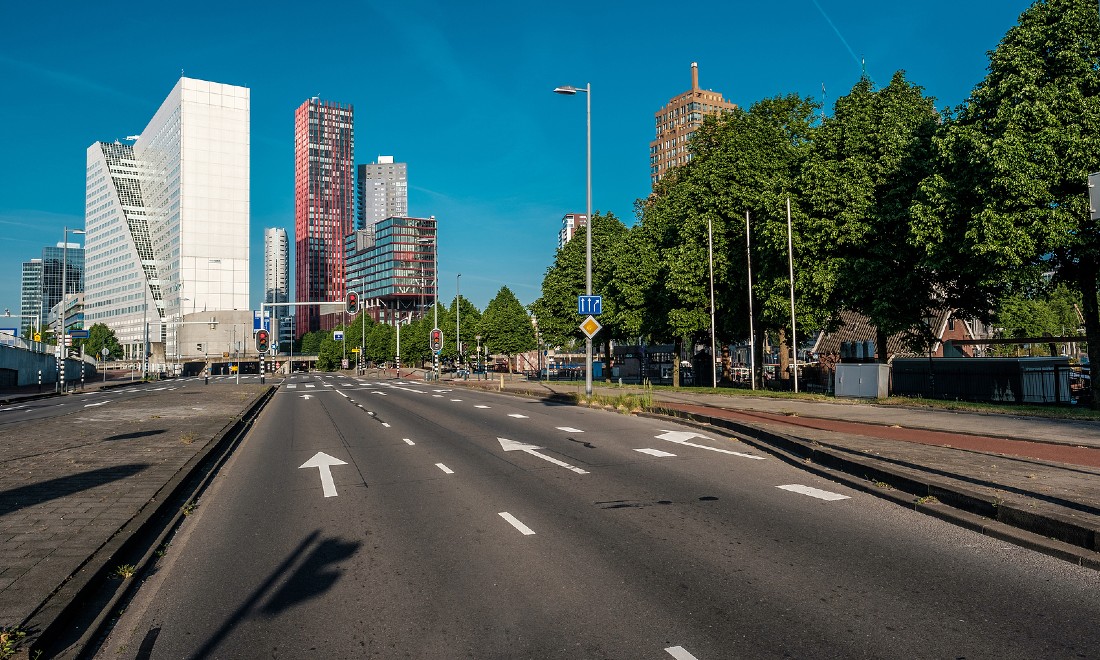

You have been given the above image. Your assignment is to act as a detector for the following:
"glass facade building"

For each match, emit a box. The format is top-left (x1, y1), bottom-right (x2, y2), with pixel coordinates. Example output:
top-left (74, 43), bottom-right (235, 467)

top-left (345, 216), bottom-right (437, 325)
top-left (19, 259), bottom-right (42, 337)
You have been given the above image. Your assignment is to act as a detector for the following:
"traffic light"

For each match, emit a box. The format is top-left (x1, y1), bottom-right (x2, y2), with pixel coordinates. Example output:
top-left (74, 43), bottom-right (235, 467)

top-left (256, 329), bottom-right (270, 353)
top-left (430, 328), bottom-right (443, 352)
top-left (346, 291), bottom-right (360, 314)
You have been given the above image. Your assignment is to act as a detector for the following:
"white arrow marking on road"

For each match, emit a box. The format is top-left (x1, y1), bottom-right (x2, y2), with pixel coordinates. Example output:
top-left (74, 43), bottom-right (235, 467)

top-left (635, 448), bottom-right (676, 457)
top-left (665, 646), bottom-right (700, 660)
top-left (299, 452), bottom-right (348, 498)
top-left (508, 414), bottom-right (529, 418)
top-left (84, 401), bottom-right (109, 408)
top-left (300, 394), bottom-right (313, 400)
top-left (499, 512), bottom-right (535, 535)
top-left (436, 463), bottom-right (454, 474)
top-left (777, 484), bottom-right (850, 501)
top-left (656, 430), bottom-right (765, 460)
top-left (557, 427), bottom-right (584, 433)
top-left (498, 437), bottom-right (588, 474)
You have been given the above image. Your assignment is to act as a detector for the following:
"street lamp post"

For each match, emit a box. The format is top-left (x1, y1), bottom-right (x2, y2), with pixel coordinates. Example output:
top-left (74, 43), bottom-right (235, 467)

top-left (417, 235), bottom-right (439, 380)
top-left (59, 227), bottom-right (85, 393)
top-left (456, 273), bottom-right (461, 368)
top-left (553, 82), bottom-right (593, 396)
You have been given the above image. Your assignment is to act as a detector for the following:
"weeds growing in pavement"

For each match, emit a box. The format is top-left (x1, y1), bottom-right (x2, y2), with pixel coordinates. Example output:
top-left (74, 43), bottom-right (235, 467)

top-left (915, 495), bottom-right (940, 505)
top-left (181, 501), bottom-right (196, 516)
top-left (0, 627), bottom-right (27, 660)
top-left (114, 564), bottom-right (136, 580)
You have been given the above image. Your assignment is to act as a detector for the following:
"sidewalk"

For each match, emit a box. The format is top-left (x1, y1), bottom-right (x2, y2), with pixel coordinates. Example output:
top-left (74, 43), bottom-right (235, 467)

top-left (451, 375), bottom-right (1100, 569)
top-left (0, 379), bottom-right (272, 658)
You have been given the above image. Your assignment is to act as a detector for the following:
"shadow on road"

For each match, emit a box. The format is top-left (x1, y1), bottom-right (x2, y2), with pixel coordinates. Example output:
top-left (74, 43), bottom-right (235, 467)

top-left (104, 429), bottom-right (167, 441)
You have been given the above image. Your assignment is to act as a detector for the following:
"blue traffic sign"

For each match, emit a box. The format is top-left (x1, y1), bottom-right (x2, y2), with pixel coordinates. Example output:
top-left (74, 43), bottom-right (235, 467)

top-left (578, 295), bottom-right (602, 316)
top-left (68, 329), bottom-right (90, 339)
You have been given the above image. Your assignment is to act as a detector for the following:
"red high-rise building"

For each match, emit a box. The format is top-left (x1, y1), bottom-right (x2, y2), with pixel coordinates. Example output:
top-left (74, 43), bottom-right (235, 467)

top-left (294, 98), bottom-right (355, 338)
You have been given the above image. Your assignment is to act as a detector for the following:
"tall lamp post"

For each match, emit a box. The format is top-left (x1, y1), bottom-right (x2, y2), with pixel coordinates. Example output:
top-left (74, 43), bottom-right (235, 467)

top-left (553, 81), bottom-right (593, 396)
top-left (59, 227), bottom-right (85, 392)
top-left (456, 273), bottom-right (461, 368)
top-left (418, 235), bottom-right (439, 380)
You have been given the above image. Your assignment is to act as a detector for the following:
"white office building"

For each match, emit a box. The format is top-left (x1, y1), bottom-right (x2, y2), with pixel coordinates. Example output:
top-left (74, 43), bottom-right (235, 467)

top-left (85, 77), bottom-right (250, 361)
top-left (357, 156), bottom-right (408, 229)
top-left (558, 213), bottom-right (588, 251)
top-left (264, 227), bottom-right (290, 341)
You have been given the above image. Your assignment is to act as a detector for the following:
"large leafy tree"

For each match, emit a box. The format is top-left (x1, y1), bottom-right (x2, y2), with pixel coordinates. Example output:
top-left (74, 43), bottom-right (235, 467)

top-left (479, 286), bottom-right (535, 371)
top-left (77, 323), bottom-right (123, 360)
top-left (914, 0), bottom-right (1100, 403)
top-left (802, 72), bottom-right (941, 360)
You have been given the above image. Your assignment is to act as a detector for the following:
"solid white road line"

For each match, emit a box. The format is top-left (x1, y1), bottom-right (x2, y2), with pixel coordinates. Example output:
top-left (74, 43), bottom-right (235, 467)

top-left (665, 646), bottom-right (700, 660)
top-left (635, 448), bottom-right (676, 457)
top-left (436, 463), bottom-right (454, 474)
top-left (508, 413), bottom-right (529, 418)
top-left (338, 391), bottom-right (349, 398)
top-left (499, 512), bottom-right (535, 536)
top-left (403, 438), bottom-right (415, 445)
top-left (777, 484), bottom-right (850, 501)
top-left (557, 427), bottom-right (584, 433)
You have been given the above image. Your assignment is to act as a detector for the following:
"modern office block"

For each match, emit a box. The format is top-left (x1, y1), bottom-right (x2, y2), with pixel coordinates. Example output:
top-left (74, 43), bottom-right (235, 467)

top-left (357, 156), bottom-right (408, 229)
top-left (345, 216), bottom-right (436, 325)
top-left (557, 213), bottom-right (587, 251)
top-left (294, 98), bottom-right (354, 336)
top-left (19, 259), bottom-right (42, 337)
top-left (85, 77), bottom-right (251, 361)
top-left (264, 227), bottom-right (290, 344)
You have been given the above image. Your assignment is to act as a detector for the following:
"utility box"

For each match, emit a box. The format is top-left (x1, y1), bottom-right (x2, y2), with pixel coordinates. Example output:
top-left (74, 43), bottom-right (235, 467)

top-left (835, 363), bottom-right (890, 399)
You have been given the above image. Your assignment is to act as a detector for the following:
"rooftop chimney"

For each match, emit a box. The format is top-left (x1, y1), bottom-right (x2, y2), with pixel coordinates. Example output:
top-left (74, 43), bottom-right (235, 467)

top-left (691, 62), bottom-right (699, 90)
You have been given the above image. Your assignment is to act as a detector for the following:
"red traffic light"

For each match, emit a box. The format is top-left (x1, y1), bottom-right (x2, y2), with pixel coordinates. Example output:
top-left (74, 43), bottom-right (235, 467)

top-left (430, 328), bottom-right (443, 352)
top-left (346, 291), bottom-right (359, 314)
top-left (256, 329), bottom-right (270, 352)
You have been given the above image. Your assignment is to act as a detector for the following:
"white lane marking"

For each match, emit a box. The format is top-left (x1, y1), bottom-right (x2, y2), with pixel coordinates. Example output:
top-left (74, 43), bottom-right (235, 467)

top-left (436, 463), bottom-right (454, 474)
top-left (84, 401), bottom-right (110, 408)
top-left (433, 394), bottom-right (443, 398)
top-left (338, 391), bottom-right (349, 398)
top-left (287, 384), bottom-right (297, 389)
top-left (432, 389), bottom-right (451, 393)
top-left (498, 437), bottom-right (589, 474)
top-left (324, 384), bottom-right (334, 388)
top-left (450, 399), bottom-right (463, 402)
top-left (305, 384), bottom-right (316, 388)
top-left (299, 394), bottom-right (313, 400)
top-left (475, 405), bottom-right (491, 409)
top-left (665, 647), bottom-right (700, 660)
top-left (508, 414), bottom-right (529, 419)
top-left (656, 430), bottom-right (765, 460)
top-left (499, 512), bottom-right (535, 536)
top-left (372, 391), bottom-right (387, 396)
top-left (382, 422), bottom-right (391, 428)
top-left (635, 448), bottom-right (676, 457)
top-left (341, 383), bottom-right (354, 387)
top-left (299, 452), bottom-right (348, 498)
top-left (403, 438), bottom-right (415, 446)
top-left (777, 484), bottom-right (850, 501)
top-left (557, 427), bottom-right (583, 433)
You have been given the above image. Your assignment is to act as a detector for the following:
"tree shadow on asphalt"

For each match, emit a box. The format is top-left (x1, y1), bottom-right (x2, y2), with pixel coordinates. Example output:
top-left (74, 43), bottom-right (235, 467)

top-left (0, 464), bottom-right (149, 516)
top-left (104, 429), bottom-right (167, 441)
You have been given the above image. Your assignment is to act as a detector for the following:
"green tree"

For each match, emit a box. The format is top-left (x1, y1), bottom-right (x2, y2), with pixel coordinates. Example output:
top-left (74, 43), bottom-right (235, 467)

top-left (802, 72), bottom-right (941, 360)
top-left (300, 330), bottom-right (324, 355)
top-left (479, 286), bottom-right (536, 372)
top-left (914, 0), bottom-right (1100, 403)
top-left (78, 323), bottom-right (123, 360)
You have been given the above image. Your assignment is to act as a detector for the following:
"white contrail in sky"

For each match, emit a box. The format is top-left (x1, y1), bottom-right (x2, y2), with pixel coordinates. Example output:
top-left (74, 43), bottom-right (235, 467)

top-left (810, 0), bottom-right (863, 70)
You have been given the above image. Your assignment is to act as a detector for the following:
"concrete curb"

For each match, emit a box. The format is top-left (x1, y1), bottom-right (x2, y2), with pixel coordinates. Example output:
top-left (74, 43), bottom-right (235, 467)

top-left (20, 386), bottom-right (277, 660)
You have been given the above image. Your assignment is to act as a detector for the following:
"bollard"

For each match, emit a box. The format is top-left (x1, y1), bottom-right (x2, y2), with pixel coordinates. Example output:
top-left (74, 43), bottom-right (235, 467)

top-left (38, 370), bottom-right (42, 393)
top-left (499, 373), bottom-right (504, 391)
top-left (80, 364), bottom-right (85, 390)
top-left (260, 355), bottom-right (265, 384)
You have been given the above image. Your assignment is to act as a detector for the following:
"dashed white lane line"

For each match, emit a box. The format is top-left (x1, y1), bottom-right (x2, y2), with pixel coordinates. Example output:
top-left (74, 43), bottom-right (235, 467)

top-left (635, 448), bottom-right (676, 457)
top-left (382, 422), bottom-right (391, 428)
top-left (475, 405), bottom-right (490, 409)
top-left (287, 384), bottom-right (297, 389)
top-left (557, 427), bottom-right (583, 433)
top-left (372, 391), bottom-right (387, 396)
top-left (435, 463), bottom-right (454, 474)
top-left (450, 399), bottom-right (463, 402)
top-left (338, 391), bottom-right (349, 398)
top-left (84, 401), bottom-right (109, 408)
top-left (777, 484), bottom-right (850, 501)
top-left (498, 512), bottom-right (535, 536)
top-left (305, 384), bottom-right (316, 389)
top-left (508, 414), bottom-right (529, 419)
top-left (403, 438), bottom-right (415, 446)
top-left (433, 394), bottom-right (444, 398)
top-left (665, 646), bottom-right (700, 660)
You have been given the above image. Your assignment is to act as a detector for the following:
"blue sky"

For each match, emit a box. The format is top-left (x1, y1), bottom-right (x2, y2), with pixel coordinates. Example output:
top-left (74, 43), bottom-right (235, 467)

top-left (0, 0), bottom-right (1034, 324)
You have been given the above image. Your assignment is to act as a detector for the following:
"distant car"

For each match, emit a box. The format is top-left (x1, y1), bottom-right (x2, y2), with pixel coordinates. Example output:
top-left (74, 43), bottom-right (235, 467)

top-left (456, 368), bottom-right (470, 378)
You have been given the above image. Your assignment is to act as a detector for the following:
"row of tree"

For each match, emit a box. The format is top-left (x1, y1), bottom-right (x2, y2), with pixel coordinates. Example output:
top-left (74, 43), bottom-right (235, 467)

top-left (531, 0), bottom-right (1100, 403)
top-left (298, 286), bottom-right (537, 371)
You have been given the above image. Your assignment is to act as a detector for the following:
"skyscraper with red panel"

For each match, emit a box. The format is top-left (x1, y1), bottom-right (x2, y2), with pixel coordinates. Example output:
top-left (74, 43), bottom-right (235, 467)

top-left (294, 98), bottom-right (355, 338)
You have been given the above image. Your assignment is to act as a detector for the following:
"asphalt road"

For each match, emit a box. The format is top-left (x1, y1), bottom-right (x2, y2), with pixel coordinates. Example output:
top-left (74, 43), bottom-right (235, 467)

top-left (97, 373), bottom-right (1100, 659)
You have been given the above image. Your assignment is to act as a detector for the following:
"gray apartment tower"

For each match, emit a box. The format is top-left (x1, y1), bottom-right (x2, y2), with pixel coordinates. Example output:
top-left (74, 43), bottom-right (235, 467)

top-left (357, 156), bottom-right (408, 229)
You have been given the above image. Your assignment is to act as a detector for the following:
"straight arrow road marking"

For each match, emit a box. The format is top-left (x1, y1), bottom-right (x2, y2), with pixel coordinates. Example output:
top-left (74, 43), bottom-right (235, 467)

top-left (665, 647), bottom-right (700, 660)
top-left (499, 512), bottom-right (535, 535)
top-left (557, 427), bottom-right (583, 433)
top-left (498, 437), bottom-right (588, 474)
top-left (777, 484), bottom-right (850, 501)
top-left (635, 448), bottom-right (676, 457)
top-left (436, 463), bottom-right (454, 474)
top-left (300, 394), bottom-right (313, 400)
top-left (299, 452), bottom-right (347, 498)
top-left (656, 430), bottom-right (765, 460)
